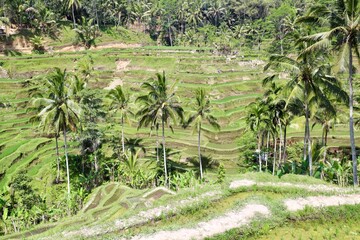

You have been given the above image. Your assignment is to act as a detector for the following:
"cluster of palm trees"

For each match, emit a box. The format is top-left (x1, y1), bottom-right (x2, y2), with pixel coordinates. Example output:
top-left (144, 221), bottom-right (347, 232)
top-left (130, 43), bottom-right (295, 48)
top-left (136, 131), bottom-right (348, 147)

top-left (32, 68), bottom-right (82, 197)
top-left (32, 69), bottom-right (219, 193)
top-left (246, 0), bottom-right (360, 186)
top-left (1, 0), bottom-right (303, 49)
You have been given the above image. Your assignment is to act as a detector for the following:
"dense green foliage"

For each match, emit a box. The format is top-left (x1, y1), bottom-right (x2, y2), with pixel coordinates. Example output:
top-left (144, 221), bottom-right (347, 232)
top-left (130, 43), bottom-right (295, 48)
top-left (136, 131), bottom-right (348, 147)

top-left (1, 0), bottom-right (360, 238)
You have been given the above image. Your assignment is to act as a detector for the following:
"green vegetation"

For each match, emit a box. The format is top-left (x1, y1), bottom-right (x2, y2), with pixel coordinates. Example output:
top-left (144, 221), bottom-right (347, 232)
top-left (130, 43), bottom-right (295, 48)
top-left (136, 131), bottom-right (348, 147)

top-left (1, 0), bottom-right (360, 238)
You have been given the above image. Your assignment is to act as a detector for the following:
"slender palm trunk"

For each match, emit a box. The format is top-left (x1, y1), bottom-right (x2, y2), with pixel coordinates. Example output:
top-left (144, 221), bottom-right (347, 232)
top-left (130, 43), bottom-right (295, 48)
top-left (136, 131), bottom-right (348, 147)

top-left (278, 120), bottom-right (282, 166)
top-left (349, 46), bottom-right (358, 186)
top-left (305, 104), bottom-right (312, 176)
top-left (93, 0), bottom-right (99, 27)
top-left (308, 132), bottom-right (312, 176)
top-left (63, 124), bottom-right (71, 199)
top-left (94, 153), bottom-right (98, 172)
top-left (283, 125), bottom-right (287, 163)
top-left (324, 127), bottom-right (328, 147)
top-left (55, 135), bottom-right (60, 183)
top-left (258, 133), bottom-right (262, 172)
top-left (321, 127), bottom-right (328, 180)
top-left (121, 116), bottom-right (125, 154)
top-left (162, 118), bottom-right (168, 186)
top-left (169, 27), bottom-right (173, 47)
top-left (266, 131), bottom-right (270, 170)
top-left (168, 18), bottom-right (173, 46)
top-left (273, 135), bottom-right (277, 176)
top-left (198, 123), bottom-right (203, 180)
top-left (117, 12), bottom-right (122, 29)
top-left (72, 4), bottom-right (76, 29)
top-left (156, 127), bottom-right (159, 162)
top-left (303, 102), bottom-right (308, 162)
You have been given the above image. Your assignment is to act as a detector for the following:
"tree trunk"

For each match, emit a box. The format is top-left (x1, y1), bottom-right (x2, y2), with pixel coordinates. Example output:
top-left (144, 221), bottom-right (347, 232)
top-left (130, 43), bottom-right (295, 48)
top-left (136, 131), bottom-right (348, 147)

top-left (266, 131), bottom-right (270, 171)
top-left (283, 125), bottom-right (287, 163)
top-left (308, 133), bottom-right (312, 176)
top-left (305, 104), bottom-right (312, 176)
top-left (72, 4), bottom-right (76, 29)
top-left (55, 135), bottom-right (60, 183)
top-left (169, 27), bottom-right (173, 47)
top-left (156, 126), bottom-right (159, 163)
top-left (273, 135), bottom-right (277, 176)
top-left (278, 120), bottom-right (282, 167)
top-left (93, 0), bottom-right (99, 27)
top-left (63, 123), bottom-right (71, 212)
top-left (198, 123), bottom-right (203, 180)
top-left (168, 17), bottom-right (173, 46)
top-left (121, 116), bottom-right (125, 154)
top-left (258, 133), bottom-right (262, 172)
top-left (162, 118), bottom-right (168, 187)
top-left (349, 45), bottom-right (358, 186)
top-left (94, 153), bottom-right (98, 173)
top-left (321, 127), bottom-right (328, 180)
top-left (324, 127), bottom-right (328, 147)
top-left (303, 103), bottom-right (308, 162)
top-left (117, 12), bottom-right (122, 29)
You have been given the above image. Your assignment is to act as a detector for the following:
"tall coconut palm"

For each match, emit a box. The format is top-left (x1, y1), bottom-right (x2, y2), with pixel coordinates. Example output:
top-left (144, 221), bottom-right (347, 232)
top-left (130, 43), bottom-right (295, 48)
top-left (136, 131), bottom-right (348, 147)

top-left (246, 101), bottom-right (271, 172)
top-left (300, 0), bottom-right (360, 185)
top-left (184, 88), bottom-right (220, 180)
top-left (186, 1), bottom-right (204, 28)
top-left (205, 0), bottom-right (226, 27)
top-left (67, 0), bottom-right (81, 28)
top-left (33, 68), bottom-right (81, 196)
top-left (264, 51), bottom-right (347, 176)
top-left (107, 85), bottom-right (132, 156)
top-left (136, 71), bottom-right (184, 186)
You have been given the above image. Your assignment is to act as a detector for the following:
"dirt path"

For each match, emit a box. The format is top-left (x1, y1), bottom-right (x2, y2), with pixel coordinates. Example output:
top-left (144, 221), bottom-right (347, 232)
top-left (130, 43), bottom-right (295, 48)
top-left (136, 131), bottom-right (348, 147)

top-left (103, 60), bottom-right (131, 90)
top-left (62, 191), bottom-right (222, 239)
top-left (131, 204), bottom-right (270, 240)
top-left (58, 180), bottom-right (360, 240)
top-left (229, 179), bottom-right (357, 194)
top-left (285, 194), bottom-right (360, 211)
top-left (0, 42), bottom-right (141, 56)
top-left (55, 43), bottom-right (141, 53)
top-left (130, 180), bottom-right (360, 240)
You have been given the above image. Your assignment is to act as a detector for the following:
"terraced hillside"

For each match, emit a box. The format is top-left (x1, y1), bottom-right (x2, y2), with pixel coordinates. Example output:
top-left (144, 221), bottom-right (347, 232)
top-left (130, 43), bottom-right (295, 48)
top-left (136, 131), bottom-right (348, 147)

top-left (0, 46), bottom-right (354, 191)
top-left (5, 173), bottom-right (360, 240)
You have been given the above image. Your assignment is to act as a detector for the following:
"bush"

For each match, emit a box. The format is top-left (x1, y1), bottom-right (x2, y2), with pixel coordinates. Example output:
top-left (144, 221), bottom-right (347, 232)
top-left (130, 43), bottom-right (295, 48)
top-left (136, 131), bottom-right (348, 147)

top-left (216, 164), bottom-right (225, 184)
top-left (170, 171), bottom-right (197, 191)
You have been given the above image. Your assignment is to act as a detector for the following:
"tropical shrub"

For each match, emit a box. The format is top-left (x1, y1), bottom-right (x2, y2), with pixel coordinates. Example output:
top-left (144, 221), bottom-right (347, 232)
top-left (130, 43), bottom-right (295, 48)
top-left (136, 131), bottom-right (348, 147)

top-left (30, 35), bottom-right (46, 54)
top-left (216, 164), bottom-right (225, 184)
top-left (74, 17), bottom-right (100, 49)
top-left (170, 170), bottom-right (197, 191)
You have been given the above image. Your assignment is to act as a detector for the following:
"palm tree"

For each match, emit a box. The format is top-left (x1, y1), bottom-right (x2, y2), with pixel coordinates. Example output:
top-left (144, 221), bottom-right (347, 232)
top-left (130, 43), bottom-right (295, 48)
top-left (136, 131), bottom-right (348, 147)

top-left (177, 1), bottom-right (189, 34)
top-left (33, 68), bottom-right (81, 197)
top-left (264, 51), bottom-right (347, 176)
top-left (136, 71), bottom-right (184, 186)
top-left (184, 88), bottom-right (220, 180)
top-left (205, 0), bottom-right (226, 27)
top-left (246, 101), bottom-right (271, 172)
top-left (67, 0), bottom-right (81, 28)
top-left (125, 137), bottom-right (146, 156)
top-left (300, 0), bottom-right (360, 185)
top-left (186, 1), bottom-right (203, 28)
top-left (74, 17), bottom-right (99, 50)
top-left (107, 85), bottom-right (132, 156)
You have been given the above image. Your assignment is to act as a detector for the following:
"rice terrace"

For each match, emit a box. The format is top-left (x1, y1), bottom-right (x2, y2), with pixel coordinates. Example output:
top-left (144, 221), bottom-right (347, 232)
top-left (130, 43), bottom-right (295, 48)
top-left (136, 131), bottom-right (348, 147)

top-left (1, 0), bottom-right (360, 239)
